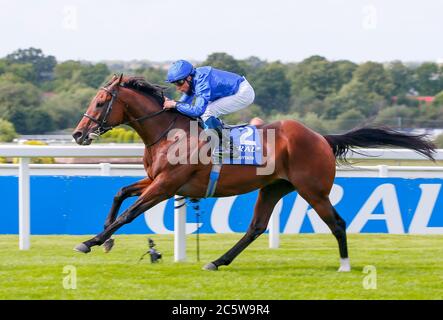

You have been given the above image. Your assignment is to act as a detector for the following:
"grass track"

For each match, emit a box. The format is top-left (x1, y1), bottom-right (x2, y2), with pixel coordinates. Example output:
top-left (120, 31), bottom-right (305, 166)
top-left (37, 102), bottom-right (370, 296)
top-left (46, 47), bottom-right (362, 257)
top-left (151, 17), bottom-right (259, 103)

top-left (0, 234), bottom-right (442, 300)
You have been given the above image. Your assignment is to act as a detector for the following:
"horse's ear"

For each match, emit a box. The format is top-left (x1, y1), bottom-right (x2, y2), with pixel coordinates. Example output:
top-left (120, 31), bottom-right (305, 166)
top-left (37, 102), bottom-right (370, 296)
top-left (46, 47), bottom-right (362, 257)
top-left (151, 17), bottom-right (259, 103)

top-left (118, 73), bottom-right (123, 85)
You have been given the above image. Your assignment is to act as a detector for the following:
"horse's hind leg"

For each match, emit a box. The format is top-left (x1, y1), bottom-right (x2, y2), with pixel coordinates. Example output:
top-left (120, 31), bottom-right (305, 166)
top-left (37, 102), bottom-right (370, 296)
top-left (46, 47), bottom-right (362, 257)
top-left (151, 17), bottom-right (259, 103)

top-left (102, 177), bottom-right (152, 252)
top-left (300, 191), bottom-right (350, 272)
top-left (333, 207), bottom-right (349, 270)
top-left (203, 180), bottom-right (294, 271)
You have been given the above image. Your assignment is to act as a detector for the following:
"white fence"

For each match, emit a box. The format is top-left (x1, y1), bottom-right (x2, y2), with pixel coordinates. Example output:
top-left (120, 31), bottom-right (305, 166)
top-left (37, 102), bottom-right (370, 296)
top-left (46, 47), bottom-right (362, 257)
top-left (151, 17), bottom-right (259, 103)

top-left (1, 145), bottom-right (442, 260)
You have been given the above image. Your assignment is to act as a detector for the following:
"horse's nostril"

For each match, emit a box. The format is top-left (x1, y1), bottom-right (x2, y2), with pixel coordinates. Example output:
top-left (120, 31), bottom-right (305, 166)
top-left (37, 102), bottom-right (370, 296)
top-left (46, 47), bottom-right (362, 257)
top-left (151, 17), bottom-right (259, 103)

top-left (72, 131), bottom-right (83, 141)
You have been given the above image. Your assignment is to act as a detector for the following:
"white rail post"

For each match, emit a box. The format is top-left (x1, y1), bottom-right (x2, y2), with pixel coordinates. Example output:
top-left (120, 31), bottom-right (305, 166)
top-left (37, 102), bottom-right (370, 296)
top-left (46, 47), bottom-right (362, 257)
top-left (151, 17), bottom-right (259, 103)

top-left (378, 165), bottom-right (389, 177)
top-left (100, 163), bottom-right (111, 176)
top-left (174, 195), bottom-right (186, 261)
top-left (268, 199), bottom-right (283, 249)
top-left (19, 157), bottom-right (30, 250)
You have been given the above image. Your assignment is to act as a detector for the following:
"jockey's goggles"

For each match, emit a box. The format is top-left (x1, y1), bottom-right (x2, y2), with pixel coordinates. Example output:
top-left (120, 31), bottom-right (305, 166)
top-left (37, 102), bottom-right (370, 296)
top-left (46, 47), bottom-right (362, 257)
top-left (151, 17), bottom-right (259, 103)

top-left (173, 79), bottom-right (187, 86)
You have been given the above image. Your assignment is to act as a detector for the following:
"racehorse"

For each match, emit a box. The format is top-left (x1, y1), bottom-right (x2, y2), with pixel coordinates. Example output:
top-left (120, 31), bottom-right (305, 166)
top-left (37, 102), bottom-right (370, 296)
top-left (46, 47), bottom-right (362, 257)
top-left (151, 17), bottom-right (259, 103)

top-left (72, 74), bottom-right (436, 272)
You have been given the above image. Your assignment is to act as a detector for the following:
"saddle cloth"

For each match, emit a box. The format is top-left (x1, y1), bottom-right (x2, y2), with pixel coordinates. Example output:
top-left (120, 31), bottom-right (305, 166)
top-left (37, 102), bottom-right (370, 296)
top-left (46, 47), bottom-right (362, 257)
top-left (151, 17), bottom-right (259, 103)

top-left (220, 124), bottom-right (263, 165)
top-left (205, 124), bottom-right (263, 197)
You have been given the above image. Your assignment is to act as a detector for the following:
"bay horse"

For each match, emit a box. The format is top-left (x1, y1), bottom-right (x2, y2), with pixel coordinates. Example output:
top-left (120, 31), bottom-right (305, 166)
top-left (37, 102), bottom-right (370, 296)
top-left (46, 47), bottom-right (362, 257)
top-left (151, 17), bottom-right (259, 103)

top-left (72, 74), bottom-right (435, 272)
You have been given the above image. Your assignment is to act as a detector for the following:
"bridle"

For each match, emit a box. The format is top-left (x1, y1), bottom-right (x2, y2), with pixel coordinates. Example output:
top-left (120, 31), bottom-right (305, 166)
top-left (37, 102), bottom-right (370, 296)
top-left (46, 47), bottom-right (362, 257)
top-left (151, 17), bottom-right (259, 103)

top-left (83, 85), bottom-right (178, 148)
top-left (83, 86), bottom-right (120, 136)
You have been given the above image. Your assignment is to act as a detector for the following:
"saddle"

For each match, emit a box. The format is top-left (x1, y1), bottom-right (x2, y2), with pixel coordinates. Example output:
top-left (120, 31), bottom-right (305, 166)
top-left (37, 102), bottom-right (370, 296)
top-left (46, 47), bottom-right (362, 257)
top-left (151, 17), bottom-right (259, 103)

top-left (194, 116), bottom-right (249, 130)
top-left (221, 122), bottom-right (249, 129)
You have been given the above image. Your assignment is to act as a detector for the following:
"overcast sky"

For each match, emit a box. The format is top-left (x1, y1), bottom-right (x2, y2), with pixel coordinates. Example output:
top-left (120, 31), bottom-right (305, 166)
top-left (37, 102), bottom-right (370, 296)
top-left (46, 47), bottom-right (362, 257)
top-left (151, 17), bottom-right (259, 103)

top-left (1, 0), bottom-right (442, 63)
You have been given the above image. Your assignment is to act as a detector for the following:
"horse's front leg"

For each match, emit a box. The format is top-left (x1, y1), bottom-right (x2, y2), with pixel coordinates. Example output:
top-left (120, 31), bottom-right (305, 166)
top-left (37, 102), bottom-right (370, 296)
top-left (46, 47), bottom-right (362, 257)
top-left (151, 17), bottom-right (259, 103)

top-left (74, 177), bottom-right (175, 253)
top-left (102, 177), bottom-right (152, 253)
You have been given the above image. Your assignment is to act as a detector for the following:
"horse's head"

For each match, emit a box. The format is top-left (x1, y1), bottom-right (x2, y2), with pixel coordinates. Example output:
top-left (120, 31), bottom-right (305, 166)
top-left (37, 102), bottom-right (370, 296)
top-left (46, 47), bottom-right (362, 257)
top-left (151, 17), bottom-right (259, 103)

top-left (72, 74), bottom-right (127, 145)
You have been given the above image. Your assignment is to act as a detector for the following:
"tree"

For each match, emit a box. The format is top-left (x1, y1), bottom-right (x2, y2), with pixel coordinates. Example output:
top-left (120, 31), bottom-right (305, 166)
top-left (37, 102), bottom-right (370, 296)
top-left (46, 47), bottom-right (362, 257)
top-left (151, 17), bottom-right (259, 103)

top-left (289, 56), bottom-right (323, 96)
top-left (0, 59), bottom-right (7, 74)
top-left (414, 62), bottom-right (442, 96)
top-left (0, 81), bottom-right (42, 132)
top-left (52, 60), bottom-right (111, 91)
top-left (415, 91), bottom-right (443, 126)
top-left (0, 119), bottom-right (18, 142)
top-left (386, 61), bottom-right (415, 96)
top-left (137, 67), bottom-right (167, 85)
top-left (0, 71), bottom-right (26, 83)
top-left (249, 62), bottom-right (291, 114)
top-left (41, 87), bottom-right (97, 130)
top-left (26, 109), bottom-right (55, 134)
top-left (240, 56), bottom-right (267, 76)
top-left (80, 63), bottom-right (111, 88)
top-left (301, 112), bottom-right (329, 134)
top-left (375, 105), bottom-right (418, 128)
top-left (7, 109), bottom-right (28, 134)
top-left (5, 63), bottom-right (35, 81)
top-left (325, 79), bottom-right (386, 119)
top-left (353, 62), bottom-right (394, 98)
top-left (303, 60), bottom-right (337, 100)
top-left (330, 60), bottom-right (358, 92)
top-left (434, 90), bottom-right (443, 107)
top-left (5, 47), bottom-right (56, 84)
top-left (333, 109), bottom-right (366, 132)
top-left (54, 60), bottom-right (83, 81)
top-left (288, 56), bottom-right (345, 101)
top-left (201, 52), bottom-right (246, 75)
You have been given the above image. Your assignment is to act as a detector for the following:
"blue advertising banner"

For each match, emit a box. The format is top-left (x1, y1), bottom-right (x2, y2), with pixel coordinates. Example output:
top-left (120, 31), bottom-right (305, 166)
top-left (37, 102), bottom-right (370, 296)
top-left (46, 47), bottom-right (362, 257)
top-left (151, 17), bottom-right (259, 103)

top-left (0, 176), bottom-right (442, 234)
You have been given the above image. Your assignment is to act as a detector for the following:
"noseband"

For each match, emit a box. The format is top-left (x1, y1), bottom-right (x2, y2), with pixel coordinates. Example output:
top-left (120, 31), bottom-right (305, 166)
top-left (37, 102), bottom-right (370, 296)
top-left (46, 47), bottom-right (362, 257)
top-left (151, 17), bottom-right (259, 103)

top-left (83, 86), bottom-right (177, 148)
top-left (83, 87), bottom-right (120, 135)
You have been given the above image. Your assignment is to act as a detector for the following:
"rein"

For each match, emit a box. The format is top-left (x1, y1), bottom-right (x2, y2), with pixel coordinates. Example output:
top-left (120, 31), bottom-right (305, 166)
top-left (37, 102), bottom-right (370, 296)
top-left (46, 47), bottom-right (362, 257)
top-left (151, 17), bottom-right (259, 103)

top-left (83, 86), bottom-right (177, 148)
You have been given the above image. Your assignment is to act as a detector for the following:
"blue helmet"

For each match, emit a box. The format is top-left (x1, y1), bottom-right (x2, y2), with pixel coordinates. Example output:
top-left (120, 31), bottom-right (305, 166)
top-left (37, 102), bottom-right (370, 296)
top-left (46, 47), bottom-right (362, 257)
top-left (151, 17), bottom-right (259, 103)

top-left (165, 60), bottom-right (194, 83)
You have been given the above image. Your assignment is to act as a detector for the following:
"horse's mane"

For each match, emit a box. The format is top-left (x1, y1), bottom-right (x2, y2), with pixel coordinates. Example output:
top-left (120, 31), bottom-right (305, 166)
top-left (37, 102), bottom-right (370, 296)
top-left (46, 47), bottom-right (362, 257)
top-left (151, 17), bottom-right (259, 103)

top-left (121, 77), bottom-right (166, 106)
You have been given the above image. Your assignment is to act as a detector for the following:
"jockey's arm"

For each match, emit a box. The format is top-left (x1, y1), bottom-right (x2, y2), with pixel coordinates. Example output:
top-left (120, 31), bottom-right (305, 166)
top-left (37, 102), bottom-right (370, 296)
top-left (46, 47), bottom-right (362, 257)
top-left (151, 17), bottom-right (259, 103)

top-left (178, 92), bottom-right (194, 104)
top-left (175, 82), bottom-right (211, 118)
top-left (176, 96), bottom-right (209, 118)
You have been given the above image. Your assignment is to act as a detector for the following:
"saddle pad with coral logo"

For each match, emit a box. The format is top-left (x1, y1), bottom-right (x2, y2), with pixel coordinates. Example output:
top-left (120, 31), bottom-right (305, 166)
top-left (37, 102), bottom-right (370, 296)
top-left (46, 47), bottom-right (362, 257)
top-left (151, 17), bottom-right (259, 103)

top-left (222, 125), bottom-right (263, 165)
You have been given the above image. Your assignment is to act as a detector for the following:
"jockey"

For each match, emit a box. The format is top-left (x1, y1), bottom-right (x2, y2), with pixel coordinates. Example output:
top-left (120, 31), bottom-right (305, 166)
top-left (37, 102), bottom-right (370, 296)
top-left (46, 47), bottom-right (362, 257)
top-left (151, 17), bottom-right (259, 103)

top-left (163, 59), bottom-right (255, 157)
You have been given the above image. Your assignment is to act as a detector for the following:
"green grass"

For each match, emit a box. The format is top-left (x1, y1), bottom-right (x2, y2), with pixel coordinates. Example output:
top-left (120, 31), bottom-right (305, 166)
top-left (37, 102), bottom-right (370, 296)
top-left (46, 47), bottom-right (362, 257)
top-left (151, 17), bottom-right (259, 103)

top-left (0, 234), bottom-right (442, 300)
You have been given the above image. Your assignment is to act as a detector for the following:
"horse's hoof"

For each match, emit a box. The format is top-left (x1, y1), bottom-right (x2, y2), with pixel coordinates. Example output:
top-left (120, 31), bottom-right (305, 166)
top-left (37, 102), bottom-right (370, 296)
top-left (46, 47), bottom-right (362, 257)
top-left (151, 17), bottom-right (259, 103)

top-left (74, 243), bottom-right (91, 254)
top-left (202, 262), bottom-right (218, 271)
top-left (103, 238), bottom-right (115, 253)
top-left (338, 258), bottom-right (351, 272)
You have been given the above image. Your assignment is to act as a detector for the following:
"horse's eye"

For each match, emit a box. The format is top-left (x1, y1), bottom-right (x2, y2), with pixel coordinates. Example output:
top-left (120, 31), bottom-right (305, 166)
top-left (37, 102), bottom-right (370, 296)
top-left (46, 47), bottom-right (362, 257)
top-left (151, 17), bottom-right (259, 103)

top-left (96, 102), bottom-right (104, 108)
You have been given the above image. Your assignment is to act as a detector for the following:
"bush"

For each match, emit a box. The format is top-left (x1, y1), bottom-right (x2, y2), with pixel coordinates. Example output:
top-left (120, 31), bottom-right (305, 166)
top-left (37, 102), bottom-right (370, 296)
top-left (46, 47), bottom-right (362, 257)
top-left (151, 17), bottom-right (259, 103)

top-left (122, 131), bottom-right (134, 143)
top-left (116, 129), bottom-right (127, 143)
top-left (0, 118), bottom-right (18, 142)
top-left (100, 127), bottom-right (142, 143)
top-left (332, 108), bottom-right (366, 132)
top-left (375, 105), bottom-right (418, 128)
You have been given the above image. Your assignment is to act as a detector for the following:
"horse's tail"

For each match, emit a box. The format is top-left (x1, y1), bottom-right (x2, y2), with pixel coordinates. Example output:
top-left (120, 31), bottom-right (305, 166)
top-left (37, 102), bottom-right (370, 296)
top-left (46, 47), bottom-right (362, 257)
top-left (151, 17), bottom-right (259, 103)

top-left (323, 126), bottom-right (436, 164)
